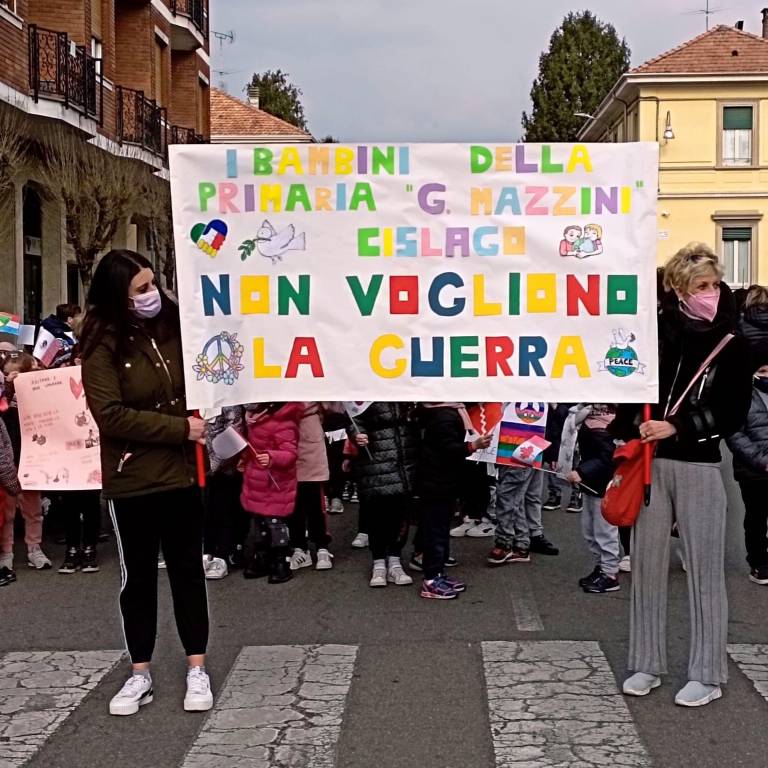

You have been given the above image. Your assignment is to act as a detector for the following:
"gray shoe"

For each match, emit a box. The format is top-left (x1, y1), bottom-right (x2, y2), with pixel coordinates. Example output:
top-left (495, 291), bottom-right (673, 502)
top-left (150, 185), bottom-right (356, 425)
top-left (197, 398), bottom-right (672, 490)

top-left (623, 672), bottom-right (661, 696)
top-left (674, 681), bottom-right (722, 707)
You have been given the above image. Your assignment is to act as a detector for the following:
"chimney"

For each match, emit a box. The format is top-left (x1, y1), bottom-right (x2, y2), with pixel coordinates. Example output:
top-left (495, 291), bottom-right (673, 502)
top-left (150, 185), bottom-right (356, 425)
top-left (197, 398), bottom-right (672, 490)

top-left (762, 8), bottom-right (768, 38)
top-left (247, 84), bottom-right (260, 109)
top-left (735, 20), bottom-right (744, 29)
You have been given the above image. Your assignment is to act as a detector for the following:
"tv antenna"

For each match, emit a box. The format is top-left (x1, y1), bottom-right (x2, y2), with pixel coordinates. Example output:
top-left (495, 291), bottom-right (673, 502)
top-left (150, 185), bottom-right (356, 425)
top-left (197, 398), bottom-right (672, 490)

top-left (683, 1), bottom-right (725, 30)
top-left (213, 69), bottom-right (242, 90)
top-left (211, 30), bottom-right (235, 49)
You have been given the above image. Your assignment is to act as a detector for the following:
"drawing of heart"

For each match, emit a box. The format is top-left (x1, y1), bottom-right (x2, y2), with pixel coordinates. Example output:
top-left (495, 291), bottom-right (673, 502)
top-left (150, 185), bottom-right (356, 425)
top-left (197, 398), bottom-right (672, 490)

top-left (469, 403), bottom-right (504, 436)
top-left (70, 377), bottom-right (84, 399)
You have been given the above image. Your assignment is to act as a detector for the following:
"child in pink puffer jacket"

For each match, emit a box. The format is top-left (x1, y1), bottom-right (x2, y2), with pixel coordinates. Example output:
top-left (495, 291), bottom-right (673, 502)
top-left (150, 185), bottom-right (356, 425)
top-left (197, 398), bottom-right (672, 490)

top-left (240, 402), bottom-right (304, 584)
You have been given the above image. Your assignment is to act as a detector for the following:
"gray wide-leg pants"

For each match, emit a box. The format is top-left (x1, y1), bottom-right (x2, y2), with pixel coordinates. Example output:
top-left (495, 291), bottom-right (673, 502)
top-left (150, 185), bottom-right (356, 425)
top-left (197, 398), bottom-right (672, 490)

top-left (629, 458), bottom-right (728, 685)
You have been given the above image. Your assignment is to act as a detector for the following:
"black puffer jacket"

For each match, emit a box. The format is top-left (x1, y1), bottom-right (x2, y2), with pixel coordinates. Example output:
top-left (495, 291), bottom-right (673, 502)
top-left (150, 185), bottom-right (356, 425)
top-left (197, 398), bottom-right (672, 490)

top-left (612, 285), bottom-right (752, 463)
top-left (727, 386), bottom-right (768, 481)
top-left (417, 406), bottom-right (471, 500)
top-left (575, 425), bottom-right (615, 498)
top-left (350, 402), bottom-right (418, 499)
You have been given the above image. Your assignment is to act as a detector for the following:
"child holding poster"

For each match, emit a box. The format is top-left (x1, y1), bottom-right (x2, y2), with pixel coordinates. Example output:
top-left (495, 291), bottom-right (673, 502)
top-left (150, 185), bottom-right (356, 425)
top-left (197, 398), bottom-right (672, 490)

top-left (486, 403), bottom-right (559, 566)
top-left (0, 351), bottom-right (51, 573)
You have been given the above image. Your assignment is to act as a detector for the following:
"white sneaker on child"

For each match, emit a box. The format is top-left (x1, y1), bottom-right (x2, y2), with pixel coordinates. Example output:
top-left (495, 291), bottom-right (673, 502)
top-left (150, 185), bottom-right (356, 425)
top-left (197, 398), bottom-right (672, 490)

top-left (466, 518), bottom-right (496, 538)
top-left (369, 561), bottom-right (387, 587)
top-left (289, 548), bottom-right (313, 571)
top-left (316, 549), bottom-right (334, 570)
top-left (351, 532), bottom-right (369, 549)
top-left (184, 667), bottom-right (214, 712)
top-left (0, 553), bottom-right (12, 571)
top-left (27, 546), bottom-right (52, 570)
top-left (386, 559), bottom-right (413, 586)
top-left (203, 556), bottom-right (228, 580)
top-left (109, 673), bottom-right (153, 716)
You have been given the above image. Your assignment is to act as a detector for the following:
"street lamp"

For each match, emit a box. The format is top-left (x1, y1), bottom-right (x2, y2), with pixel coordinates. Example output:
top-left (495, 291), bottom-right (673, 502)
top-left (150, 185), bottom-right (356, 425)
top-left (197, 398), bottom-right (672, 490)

top-left (663, 110), bottom-right (675, 141)
top-left (574, 112), bottom-right (595, 121)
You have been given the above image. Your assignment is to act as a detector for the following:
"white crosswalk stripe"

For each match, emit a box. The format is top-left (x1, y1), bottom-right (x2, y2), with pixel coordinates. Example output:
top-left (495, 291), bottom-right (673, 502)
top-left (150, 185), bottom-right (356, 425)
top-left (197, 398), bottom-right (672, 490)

top-left (181, 644), bottom-right (358, 768)
top-left (0, 650), bottom-right (124, 768)
top-left (9, 643), bottom-right (768, 767)
top-left (728, 644), bottom-right (768, 701)
top-left (482, 641), bottom-right (651, 767)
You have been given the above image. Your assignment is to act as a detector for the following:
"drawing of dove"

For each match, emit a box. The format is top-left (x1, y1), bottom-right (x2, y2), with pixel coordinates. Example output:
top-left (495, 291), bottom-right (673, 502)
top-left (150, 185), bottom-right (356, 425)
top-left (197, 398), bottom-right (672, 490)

top-left (255, 220), bottom-right (306, 264)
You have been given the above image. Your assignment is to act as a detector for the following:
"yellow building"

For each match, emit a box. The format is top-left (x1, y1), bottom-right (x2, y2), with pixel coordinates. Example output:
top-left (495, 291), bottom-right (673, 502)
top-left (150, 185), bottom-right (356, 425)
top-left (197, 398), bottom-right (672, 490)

top-left (578, 21), bottom-right (768, 286)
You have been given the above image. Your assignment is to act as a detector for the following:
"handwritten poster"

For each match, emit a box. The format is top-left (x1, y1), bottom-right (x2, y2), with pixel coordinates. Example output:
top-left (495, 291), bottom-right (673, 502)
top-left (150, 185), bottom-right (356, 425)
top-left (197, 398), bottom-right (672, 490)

top-left (169, 143), bottom-right (659, 407)
top-left (16, 366), bottom-right (102, 491)
top-left (470, 402), bottom-right (550, 468)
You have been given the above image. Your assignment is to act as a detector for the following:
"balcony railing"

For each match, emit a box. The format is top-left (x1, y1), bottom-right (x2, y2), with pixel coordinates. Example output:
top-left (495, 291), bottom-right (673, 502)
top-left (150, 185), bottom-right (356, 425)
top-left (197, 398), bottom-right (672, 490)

top-left (170, 125), bottom-right (205, 144)
top-left (117, 86), bottom-right (166, 158)
top-left (28, 25), bottom-right (102, 122)
top-left (170, 0), bottom-right (208, 38)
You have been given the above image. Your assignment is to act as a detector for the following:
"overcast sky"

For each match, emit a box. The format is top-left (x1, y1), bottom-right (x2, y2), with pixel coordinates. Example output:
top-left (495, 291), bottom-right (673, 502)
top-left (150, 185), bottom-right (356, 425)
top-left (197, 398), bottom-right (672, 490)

top-left (210, 0), bottom-right (763, 141)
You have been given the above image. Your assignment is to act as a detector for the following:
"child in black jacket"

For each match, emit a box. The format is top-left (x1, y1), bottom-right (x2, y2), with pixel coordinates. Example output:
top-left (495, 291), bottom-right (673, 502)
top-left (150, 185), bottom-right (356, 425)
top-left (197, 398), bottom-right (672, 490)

top-left (565, 404), bottom-right (620, 594)
top-left (417, 403), bottom-right (490, 600)
top-left (726, 338), bottom-right (768, 585)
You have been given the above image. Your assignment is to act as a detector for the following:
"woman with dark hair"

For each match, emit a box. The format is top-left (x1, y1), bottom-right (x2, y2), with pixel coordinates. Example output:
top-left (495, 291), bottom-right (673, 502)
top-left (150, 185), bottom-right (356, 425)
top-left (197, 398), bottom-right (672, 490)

top-left (80, 249), bottom-right (212, 717)
top-left (614, 243), bottom-right (752, 708)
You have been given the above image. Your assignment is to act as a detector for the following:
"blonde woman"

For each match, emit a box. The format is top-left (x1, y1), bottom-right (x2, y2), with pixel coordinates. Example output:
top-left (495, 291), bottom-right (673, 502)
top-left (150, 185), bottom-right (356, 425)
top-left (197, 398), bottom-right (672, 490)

top-left (612, 243), bottom-right (752, 707)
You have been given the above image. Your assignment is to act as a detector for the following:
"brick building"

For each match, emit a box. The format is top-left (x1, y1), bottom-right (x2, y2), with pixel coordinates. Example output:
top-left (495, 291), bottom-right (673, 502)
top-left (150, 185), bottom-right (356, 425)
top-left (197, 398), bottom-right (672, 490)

top-left (0, 0), bottom-right (210, 323)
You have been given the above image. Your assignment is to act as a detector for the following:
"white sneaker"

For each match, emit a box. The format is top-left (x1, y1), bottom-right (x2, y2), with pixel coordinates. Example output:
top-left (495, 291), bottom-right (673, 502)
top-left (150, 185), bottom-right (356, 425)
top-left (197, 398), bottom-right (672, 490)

top-left (351, 532), bottom-right (369, 549)
top-left (329, 498), bottom-right (344, 514)
top-left (466, 518), bottom-right (496, 538)
top-left (618, 556), bottom-right (631, 573)
top-left (316, 549), bottom-right (334, 570)
top-left (623, 672), bottom-right (661, 697)
top-left (27, 545), bottom-right (52, 570)
top-left (203, 556), bottom-right (228, 580)
top-left (109, 673), bottom-right (153, 716)
top-left (387, 559), bottom-right (413, 586)
top-left (0, 553), bottom-right (12, 571)
top-left (674, 681), bottom-right (722, 707)
top-left (289, 548), bottom-right (313, 571)
top-left (449, 516), bottom-right (475, 537)
top-left (369, 562), bottom-right (387, 587)
top-left (184, 667), bottom-right (213, 712)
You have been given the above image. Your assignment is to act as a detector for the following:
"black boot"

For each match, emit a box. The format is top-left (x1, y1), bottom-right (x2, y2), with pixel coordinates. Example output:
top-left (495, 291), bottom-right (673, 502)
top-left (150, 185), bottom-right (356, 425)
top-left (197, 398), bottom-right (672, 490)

top-left (244, 550), bottom-right (269, 579)
top-left (268, 550), bottom-right (292, 584)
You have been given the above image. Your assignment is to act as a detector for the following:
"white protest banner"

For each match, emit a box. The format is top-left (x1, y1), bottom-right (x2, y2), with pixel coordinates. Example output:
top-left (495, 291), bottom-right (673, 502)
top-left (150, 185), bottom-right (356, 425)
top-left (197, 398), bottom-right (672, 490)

top-left (15, 366), bottom-right (102, 491)
top-left (169, 143), bottom-right (659, 407)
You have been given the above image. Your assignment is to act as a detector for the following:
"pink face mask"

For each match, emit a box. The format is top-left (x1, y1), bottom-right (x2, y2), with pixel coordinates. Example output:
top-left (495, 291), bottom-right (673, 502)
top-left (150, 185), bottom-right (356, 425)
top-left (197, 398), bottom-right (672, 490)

top-left (681, 289), bottom-right (720, 323)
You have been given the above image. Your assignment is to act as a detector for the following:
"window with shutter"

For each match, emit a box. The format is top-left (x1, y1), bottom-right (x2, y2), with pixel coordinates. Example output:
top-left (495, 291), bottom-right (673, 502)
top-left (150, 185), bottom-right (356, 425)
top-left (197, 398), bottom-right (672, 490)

top-left (721, 226), bottom-right (753, 286)
top-left (722, 106), bottom-right (754, 166)
top-left (90, 0), bottom-right (102, 40)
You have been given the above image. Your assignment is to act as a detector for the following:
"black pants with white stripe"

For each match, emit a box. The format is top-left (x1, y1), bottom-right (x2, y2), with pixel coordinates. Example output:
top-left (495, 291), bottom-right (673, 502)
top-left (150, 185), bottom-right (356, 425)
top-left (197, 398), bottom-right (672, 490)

top-left (109, 486), bottom-right (209, 664)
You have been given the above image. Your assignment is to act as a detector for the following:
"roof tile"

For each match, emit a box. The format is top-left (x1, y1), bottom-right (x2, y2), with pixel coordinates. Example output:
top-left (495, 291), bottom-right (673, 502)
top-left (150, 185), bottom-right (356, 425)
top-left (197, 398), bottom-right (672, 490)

top-left (631, 25), bottom-right (768, 74)
top-left (210, 87), bottom-right (312, 139)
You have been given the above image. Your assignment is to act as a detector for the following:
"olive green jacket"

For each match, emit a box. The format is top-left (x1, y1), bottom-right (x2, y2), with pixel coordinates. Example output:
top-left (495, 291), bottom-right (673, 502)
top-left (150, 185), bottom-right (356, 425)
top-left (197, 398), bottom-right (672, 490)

top-left (82, 326), bottom-right (195, 499)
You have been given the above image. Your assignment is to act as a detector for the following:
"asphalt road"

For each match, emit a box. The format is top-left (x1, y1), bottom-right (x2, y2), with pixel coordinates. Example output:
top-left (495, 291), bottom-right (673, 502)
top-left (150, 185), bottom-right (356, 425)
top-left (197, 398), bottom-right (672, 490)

top-left (2, 459), bottom-right (768, 768)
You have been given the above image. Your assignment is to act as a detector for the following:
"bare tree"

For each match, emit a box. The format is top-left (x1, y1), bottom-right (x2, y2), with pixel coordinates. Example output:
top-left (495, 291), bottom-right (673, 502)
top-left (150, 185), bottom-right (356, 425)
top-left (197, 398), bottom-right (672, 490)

top-left (37, 124), bottom-right (153, 291)
top-left (0, 102), bottom-right (29, 246)
top-left (139, 175), bottom-right (176, 291)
